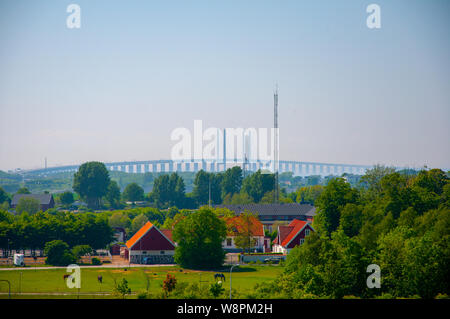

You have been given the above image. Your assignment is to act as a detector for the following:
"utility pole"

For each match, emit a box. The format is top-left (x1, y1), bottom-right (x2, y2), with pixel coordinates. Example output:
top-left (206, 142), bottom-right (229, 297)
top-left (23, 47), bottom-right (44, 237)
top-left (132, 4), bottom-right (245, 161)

top-left (274, 85), bottom-right (279, 204)
top-left (229, 264), bottom-right (239, 299)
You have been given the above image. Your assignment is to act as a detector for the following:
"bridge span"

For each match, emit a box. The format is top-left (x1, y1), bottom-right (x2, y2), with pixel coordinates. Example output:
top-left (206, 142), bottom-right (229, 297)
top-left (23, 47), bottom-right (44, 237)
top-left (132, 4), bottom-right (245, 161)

top-left (22, 159), bottom-right (383, 177)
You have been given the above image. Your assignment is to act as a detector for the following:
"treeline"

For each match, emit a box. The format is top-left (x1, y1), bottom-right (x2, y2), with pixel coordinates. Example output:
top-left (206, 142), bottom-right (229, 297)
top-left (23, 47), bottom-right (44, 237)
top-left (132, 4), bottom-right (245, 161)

top-left (0, 210), bottom-right (113, 253)
top-left (252, 167), bottom-right (450, 299)
top-left (0, 204), bottom-right (190, 255)
top-left (16, 161), bottom-right (290, 210)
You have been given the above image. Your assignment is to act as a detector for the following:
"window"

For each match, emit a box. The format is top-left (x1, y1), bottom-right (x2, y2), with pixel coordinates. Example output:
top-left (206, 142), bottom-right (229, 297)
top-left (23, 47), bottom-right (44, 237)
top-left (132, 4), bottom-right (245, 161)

top-left (305, 228), bottom-right (310, 236)
top-left (226, 238), bottom-right (232, 246)
top-left (300, 238), bottom-right (305, 245)
top-left (160, 251), bottom-right (165, 255)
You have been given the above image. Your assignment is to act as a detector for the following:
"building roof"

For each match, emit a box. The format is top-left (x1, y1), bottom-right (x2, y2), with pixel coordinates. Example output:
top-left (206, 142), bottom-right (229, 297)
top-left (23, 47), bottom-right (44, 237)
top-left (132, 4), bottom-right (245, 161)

top-left (11, 194), bottom-right (54, 206)
top-left (125, 221), bottom-right (154, 249)
top-left (215, 203), bottom-right (316, 217)
top-left (281, 219), bottom-right (308, 247)
top-left (273, 219), bottom-right (313, 247)
top-left (160, 229), bottom-right (173, 243)
top-left (274, 225), bottom-right (294, 245)
top-left (126, 222), bottom-right (176, 250)
top-left (224, 216), bottom-right (264, 237)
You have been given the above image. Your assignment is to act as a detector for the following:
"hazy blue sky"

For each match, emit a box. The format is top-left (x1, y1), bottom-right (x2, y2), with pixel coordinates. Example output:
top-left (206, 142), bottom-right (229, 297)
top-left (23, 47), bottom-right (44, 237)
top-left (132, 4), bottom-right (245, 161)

top-left (0, 0), bottom-right (449, 171)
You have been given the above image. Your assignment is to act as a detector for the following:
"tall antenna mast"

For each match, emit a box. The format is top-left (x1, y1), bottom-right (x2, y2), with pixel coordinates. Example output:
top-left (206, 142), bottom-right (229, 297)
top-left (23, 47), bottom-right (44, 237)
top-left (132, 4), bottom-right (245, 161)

top-left (274, 84), bottom-right (279, 203)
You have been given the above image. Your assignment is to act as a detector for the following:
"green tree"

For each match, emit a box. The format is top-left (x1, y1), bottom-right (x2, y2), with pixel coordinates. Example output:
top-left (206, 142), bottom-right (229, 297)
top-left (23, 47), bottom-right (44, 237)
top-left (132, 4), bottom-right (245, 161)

top-left (105, 180), bottom-right (121, 208)
top-left (71, 244), bottom-right (93, 262)
top-left (122, 183), bottom-right (144, 202)
top-left (0, 187), bottom-right (9, 205)
top-left (114, 278), bottom-right (131, 299)
top-left (131, 214), bottom-right (149, 235)
top-left (221, 166), bottom-right (243, 198)
top-left (314, 178), bottom-right (358, 236)
top-left (210, 282), bottom-right (225, 298)
top-left (223, 192), bottom-right (253, 205)
top-left (242, 170), bottom-right (274, 203)
top-left (59, 191), bottom-right (74, 207)
top-left (150, 173), bottom-right (186, 208)
top-left (193, 170), bottom-right (223, 206)
top-left (339, 203), bottom-right (363, 237)
top-left (73, 162), bottom-right (111, 209)
top-left (44, 240), bottom-right (75, 266)
top-left (16, 197), bottom-right (40, 215)
top-left (173, 206), bottom-right (227, 269)
top-left (16, 187), bottom-right (31, 194)
top-left (359, 165), bottom-right (396, 199)
top-left (296, 185), bottom-right (325, 204)
top-left (109, 212), bottom-right (131, 229)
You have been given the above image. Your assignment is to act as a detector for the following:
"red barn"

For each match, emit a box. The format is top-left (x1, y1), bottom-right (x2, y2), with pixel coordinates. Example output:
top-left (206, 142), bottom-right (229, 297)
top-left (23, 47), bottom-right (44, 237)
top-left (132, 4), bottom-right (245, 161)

top-left (125, 222), bottom-right (175, 264)
top-left (272, 219), bottom-right (314, 254)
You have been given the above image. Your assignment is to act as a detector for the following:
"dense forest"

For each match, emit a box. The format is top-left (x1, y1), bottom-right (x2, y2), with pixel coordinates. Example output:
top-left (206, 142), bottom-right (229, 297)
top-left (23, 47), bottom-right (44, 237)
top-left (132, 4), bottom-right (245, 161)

top-left (251, 167), bottom-right (449, 298)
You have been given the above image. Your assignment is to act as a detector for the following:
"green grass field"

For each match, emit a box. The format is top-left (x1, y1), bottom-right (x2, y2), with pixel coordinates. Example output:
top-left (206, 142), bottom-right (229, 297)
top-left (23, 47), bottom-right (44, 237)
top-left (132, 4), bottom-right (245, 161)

top-left (0, 265), bottom-right (283, 299)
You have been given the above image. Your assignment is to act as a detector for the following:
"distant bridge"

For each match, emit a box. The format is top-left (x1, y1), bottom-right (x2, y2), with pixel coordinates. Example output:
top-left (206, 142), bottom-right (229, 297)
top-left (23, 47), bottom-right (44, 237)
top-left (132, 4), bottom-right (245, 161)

top-left (21, 159), bottom-right (394, 177)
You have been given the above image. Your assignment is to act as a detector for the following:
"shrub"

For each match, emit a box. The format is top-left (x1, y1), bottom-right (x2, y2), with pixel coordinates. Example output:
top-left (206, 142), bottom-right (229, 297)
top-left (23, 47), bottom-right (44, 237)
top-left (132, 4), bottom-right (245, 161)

top-left (44, 240), bottom-right (76, 266)
top-left (209, 282), bottom-right (225, 298)
top-left (91, 257), bottom-right (102, 265)
top-left (137, 291), bottom-right (148, 299)
top-left (114, 278), bottom-right (131, 299)
top-left (162, 274), bottom-right (177, 296)
top-left (71, 245), bottom-right (93, 261)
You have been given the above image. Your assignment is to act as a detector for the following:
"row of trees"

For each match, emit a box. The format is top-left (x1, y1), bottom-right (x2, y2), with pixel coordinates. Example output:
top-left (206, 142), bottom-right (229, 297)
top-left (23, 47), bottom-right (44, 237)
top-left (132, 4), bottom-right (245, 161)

top-left (68, 161), bottom-right (280, 210)
top-left (0, 161), bottom-right (348, 212)
top-left (0, 210), bottom-right (113, 253)
top-left (252, 167), bottom-right (449, 298)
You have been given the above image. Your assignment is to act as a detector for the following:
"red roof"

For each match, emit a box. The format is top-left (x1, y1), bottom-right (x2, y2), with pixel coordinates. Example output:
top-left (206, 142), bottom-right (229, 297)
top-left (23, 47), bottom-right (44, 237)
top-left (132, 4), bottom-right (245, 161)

top-left (160, 229), bottom-right (174, 243)
top-left (224, 216), bottom-right (264, 237)
top-left (273, 225), bottom-right (294, 245)
top-left (272, 219), bottom-right (311, 247)
top-left (282, 219), bottom-right (308, 246)
top-left (126, 221), bottom-right (153, 249)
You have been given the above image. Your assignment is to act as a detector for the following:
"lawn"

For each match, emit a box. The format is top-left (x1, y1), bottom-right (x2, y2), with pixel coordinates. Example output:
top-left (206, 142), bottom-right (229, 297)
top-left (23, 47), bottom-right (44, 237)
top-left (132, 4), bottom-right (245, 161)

top-left (0, 265), bottom-right (283, 299)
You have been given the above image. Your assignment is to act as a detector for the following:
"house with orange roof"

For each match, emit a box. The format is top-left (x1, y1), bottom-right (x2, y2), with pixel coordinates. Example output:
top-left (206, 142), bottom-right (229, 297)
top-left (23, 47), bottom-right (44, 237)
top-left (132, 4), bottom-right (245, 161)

top-left (125, 221), bottom-right (176, 264)
top-left (222, 216), bottom-right (267, 253)
top-left (272, 219), bottom-right (314, 254)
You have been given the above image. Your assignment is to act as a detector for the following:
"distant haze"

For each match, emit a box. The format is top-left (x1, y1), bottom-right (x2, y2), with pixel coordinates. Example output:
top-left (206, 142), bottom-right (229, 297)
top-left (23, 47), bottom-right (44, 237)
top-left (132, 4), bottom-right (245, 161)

top-left (0, 0), bottom-right (449, 171)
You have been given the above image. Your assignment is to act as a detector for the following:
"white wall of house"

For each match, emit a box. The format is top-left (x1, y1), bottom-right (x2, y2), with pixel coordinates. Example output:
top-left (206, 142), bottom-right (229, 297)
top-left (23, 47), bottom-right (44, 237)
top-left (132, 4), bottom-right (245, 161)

top-left (129, 250), bottom-right (175, 256)
top-left (272, 244), bottom-right (288, 254)
top-left (222, 236), bottom-right (264, 250)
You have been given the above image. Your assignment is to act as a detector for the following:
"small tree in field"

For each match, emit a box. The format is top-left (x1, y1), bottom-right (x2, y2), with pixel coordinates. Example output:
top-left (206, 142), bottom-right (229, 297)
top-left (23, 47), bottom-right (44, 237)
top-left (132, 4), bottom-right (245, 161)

top-left (114, 278), bottom-right (131, 299)
top-left (209, 282), bottom-right (225, 298)
top-left (162, 274), bottom-right (177, 297)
